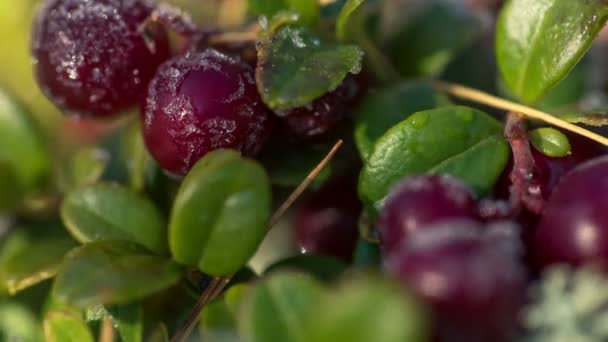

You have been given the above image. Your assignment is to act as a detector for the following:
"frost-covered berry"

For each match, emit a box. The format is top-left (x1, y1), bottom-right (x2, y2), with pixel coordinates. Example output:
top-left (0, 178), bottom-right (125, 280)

top-left (32, 0), bottom-right (170, 117)
top-left (141, 50), bottom-right (273, 175)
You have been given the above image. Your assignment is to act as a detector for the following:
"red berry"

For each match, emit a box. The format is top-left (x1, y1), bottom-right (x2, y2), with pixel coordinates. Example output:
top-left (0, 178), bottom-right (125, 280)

top-left (32, 0), bottom-right (170, 117)
top-left (141, 50), bottom-right (273, 175)
top-left (386, 220), bottom-right (525, 342)
top-left (378, 174), bottom-right (479, 255)
top-left (280, 75), bottom-right (365, 140)
top-left (295, 181), bottom-right (361, 261)
top-left (535, 156), bottom-right (608, 270)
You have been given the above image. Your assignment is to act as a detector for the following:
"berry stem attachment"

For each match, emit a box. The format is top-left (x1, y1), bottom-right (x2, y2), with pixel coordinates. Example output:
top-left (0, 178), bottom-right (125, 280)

top-left (431, 80), bottom-right (608, 146)
top-left (171, 140), bottom-right (343, 342)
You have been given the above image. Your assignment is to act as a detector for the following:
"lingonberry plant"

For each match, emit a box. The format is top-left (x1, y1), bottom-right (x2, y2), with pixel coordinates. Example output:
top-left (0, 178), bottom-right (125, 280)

top-left (4, 0), bottom-right (608, 341)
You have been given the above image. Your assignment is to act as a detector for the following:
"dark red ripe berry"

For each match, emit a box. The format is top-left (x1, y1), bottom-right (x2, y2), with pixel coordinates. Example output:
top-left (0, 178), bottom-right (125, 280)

top-left (32, 0), bottom-right (170, 117)
top-left (295, 181), bottom-right (361, 261)
top-left (280, 75), bottom-right (364, 140)
top-left (535, 156), bottom-right (608, 270)
top-left (378, 174), bottom-right (478, 255)
top-left (142, 50), bottom-right (273, 175)
top-left (386, 220), bottom-right (525, 342)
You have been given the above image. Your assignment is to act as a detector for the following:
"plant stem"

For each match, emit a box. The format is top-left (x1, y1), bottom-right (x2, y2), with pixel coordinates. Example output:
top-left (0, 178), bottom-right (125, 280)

top-left (170, 140), bottom-right (343, 342)
top-left (170, 277), bottom-right (224, 342)
top-left (269, 139), bottom-right (343, 228)
top-left (432, 80), bottom-right (608, 146)
top-left (208, 31), bottom-right (258, 45)
top-left (99, 318), bottom-right (114, 342)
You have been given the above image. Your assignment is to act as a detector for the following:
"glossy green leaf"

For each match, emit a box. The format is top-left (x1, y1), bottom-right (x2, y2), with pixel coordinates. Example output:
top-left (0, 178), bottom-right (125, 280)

top-left (359, 106), bottom-right (505, 205)
top-left (0, 90), bottom-right (49, 192)
top-left (336, 0), bottom-right (365, 42)
top-left (535, 58), bottom-right (589, 110)
top-left (53, 241), bottom-right (182, 307)
top-left (529, 127), bottom-right (571, 158)
top-left (201, 298), bottom-right (237, 341)
top-left (0, 300), bottom-right (43, 341)
top-left (169, 150), bottom-right (271, 276)
top-left (44, 311), bottom-right (94, 342)
top-left (306, 276), bottom-right (430, 342)
top-left (61, 183), bottom-right (167, 254)
top-left (257, 26), bottom-right (363, 110)
top-left (354, 81), bottom-right (451, 160)
top-left (264, 255), bottom-right (347, 282)
top-left (429, 135), bottom-right (510, 195)
top-left (0, 232), bottom-right (75, 295)
top-left (388, 2), bottom-right (481, 77)
top-left (496, 0), bottom-right (608, 103)
top-left (239, 272), bottom-right (325, 342)
top-left (250, 0), bottom-right (319, 26)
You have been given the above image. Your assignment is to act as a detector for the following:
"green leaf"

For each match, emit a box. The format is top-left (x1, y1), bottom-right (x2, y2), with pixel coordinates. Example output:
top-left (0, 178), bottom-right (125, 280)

top-left (239, 272), bottom-right (325, 342)
top-left (0, 300), bottom-right (43, 341)
top-left (336, 0), bottom-right (365, 42)
top-left (224, 284), bottom-right (250, 317)
top-left (250, 0), bottom-right (320, 27)
top-left (306, 275), bottom-right (430, 342)
top-left (388, 2), bottom-right (481, 77)
top-left (61, 183), bottom-right (167, 254)
top-left (529, 127), bottom-right (571, 158)
top-left (429, 135), bottom-right (510, 195)
top-left (201, 298), bottom-right (237, 340)
top-left (0, 232), bottom-right (75, 295)
top-left (106, 303), bottom-right (143, 342)
top-left (264, 255), bottom-right (347, 282)
top-left (122, 119), bottom-right (157, 192)
top-left (535, 58), bottom-right (589, 111)
top-left (0, 89), bottom-right (50, 192)
top-left (58, 147), bottom-right (109, 192)
top-left (0, 161), bottom-right (22, 210)
top-left (258, 142), bottom-right (333, 188)
top-left (496, 0), bottom-right (608, 104)
top-left (169, 150), bottom-right (271, 276)
top-left (148, 323), bottom-right (169, 342)
top-left (257, 26), bottom-right (363, 110)
top-left (359, 106), bottom-right (506, 205)
top-left (53, 241), bottom-right (183, 307)
top-left (44, 311), bottom-right (94, 342)
top-left (354, 81), bottom-right (451, 160)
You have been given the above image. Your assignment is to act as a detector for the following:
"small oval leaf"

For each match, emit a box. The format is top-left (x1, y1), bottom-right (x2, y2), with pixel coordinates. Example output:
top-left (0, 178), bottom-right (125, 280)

top-left (169, 150), bottom-right (271, 276)
top-left (44, 311), bottom-right (94, 342)
top-left (0, 90), bottom-right (50, 192)
top-left (0, 233), bottom-right (75, 295)
top-left (257, 26), bottom-right (363, 110)
top-left (359, 106), bottom-right (505, 205)
top-left (53, 241), bottom-right (183, 307)
top-left (306, 275), bottom-right (430, 342)
top-left (61, 183), bottom-right (167, 254)
top-left (264, 255), bottom-right (347, 282)
top-left (354, 81), bottom-right (450, 160)
top-left (239, 272), bottom-right (325, 342)
top-left (496, 0), bottom-right (608, 103)
top-left (529, 127), bottom-right (571, 158)
top-left (0, 301), bottom-right (43, 341)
